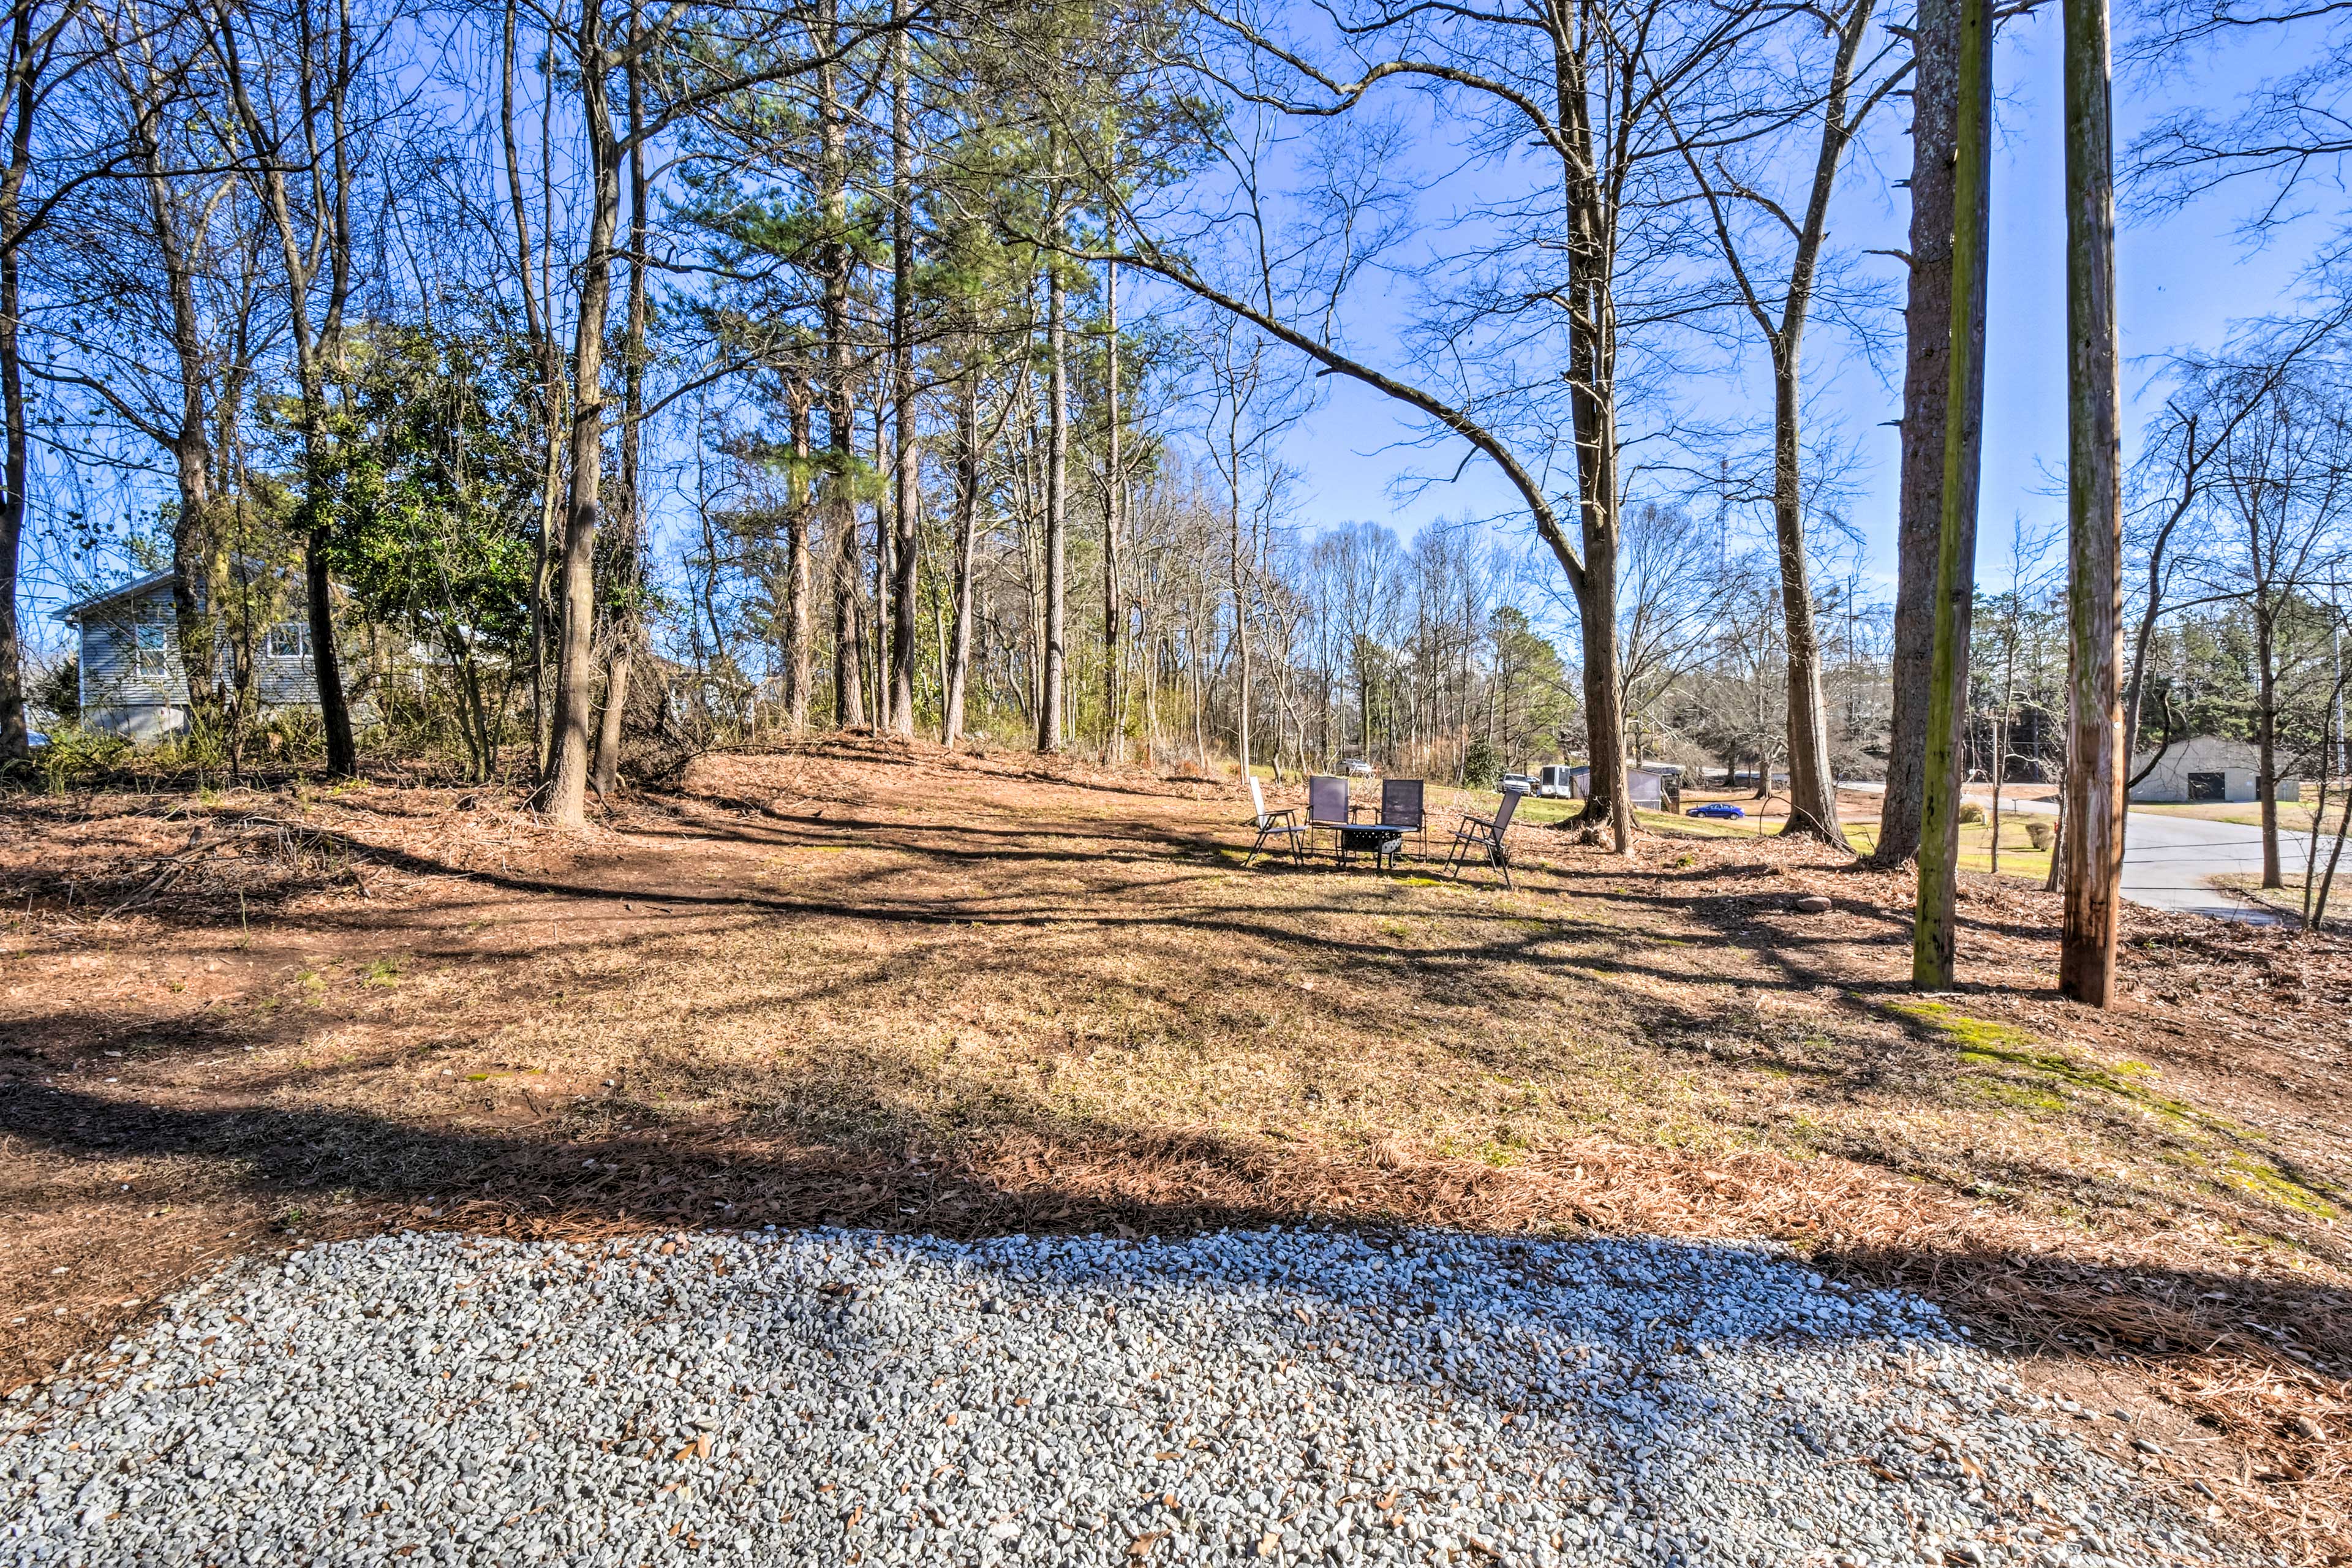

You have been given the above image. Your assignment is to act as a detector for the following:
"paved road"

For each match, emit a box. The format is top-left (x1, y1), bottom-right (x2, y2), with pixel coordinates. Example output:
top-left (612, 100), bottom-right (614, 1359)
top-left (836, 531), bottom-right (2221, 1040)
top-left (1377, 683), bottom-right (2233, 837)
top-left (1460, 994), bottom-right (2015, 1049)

top-left (1840, 783), bottom-right (2318, 922)
top-left (2000, 799), bottom-right (2316, 921)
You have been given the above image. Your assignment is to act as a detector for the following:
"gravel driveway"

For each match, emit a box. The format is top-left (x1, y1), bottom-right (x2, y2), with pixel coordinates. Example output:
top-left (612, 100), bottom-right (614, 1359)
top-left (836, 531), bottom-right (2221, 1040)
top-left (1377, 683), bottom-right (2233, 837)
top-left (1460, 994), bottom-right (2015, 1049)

top-left (1, 1227), bottom-right (2264, 1568)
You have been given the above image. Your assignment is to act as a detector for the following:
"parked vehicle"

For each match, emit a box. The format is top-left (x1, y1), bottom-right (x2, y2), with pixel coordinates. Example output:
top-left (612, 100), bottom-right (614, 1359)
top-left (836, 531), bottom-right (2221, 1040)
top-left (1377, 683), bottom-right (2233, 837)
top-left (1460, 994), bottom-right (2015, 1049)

top-left (1499, 772), bottom-right (1536, 796)
top-left (1535, 764), bottom-right (1577, 798)
top-left (1341, 758), bottom-right (1374, 778)
top-left (1687, 802), bottom-right (1746, 820)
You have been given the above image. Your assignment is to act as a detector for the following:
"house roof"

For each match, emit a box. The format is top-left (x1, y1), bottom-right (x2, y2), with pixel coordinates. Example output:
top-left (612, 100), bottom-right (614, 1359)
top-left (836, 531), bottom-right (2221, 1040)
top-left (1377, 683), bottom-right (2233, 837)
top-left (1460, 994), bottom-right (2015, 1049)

top-left (53, 557), bottom-right (291, 624)
top-left (53, 567), bottom-right (179, 623)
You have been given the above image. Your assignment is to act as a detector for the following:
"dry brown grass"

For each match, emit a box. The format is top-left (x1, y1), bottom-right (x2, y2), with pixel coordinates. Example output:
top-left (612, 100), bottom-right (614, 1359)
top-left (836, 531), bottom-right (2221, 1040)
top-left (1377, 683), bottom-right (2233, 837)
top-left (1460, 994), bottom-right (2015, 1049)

top-left (3, 737), bottom-right (2351, 1559)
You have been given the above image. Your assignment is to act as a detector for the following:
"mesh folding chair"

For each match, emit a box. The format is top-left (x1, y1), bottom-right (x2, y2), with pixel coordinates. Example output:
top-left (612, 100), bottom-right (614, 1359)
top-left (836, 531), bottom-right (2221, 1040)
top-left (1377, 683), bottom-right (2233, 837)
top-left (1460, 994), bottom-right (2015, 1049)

top-left (1380, 778), bottom-right (1427, 859)
top-left (1306, 775), bottom-right (1349, 861)
top-left (1245, 775), bottom-right (1311, 866)
top-left (1444, 787), bottom-right (1523, 890)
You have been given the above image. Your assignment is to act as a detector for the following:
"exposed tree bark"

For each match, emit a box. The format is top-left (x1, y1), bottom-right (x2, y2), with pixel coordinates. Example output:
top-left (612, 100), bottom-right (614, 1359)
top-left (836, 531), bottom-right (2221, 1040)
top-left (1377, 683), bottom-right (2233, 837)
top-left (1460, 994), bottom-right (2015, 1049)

top-left (817, 4), bottom-right (864, 730)
top-left (1913, 0), bottom-right (1991, 990)
top-left (784, 377), bottom-right (814, 731)
top-left (1880, 0), bottom-right (1988, 865)
top-left (592, 16), bottom-right (650, 800)
top-left (545, 0), bottom-right (624, 826)
top-left (1036, 235), bottom-right (1067, 752)
top-left (943, 363), bottom-right (980, 745)
top-left (2255, 597), bottom-right (2282, 886)
top-left (1102, 249), bottom-right (1122, 759)
top-left (2060, 0), bottom-right (2126, 1006)
top-left (886, 1), bottom-right (917, 736)
top-left (1229, 455), bottom-right (1250, 778)
top-left (0, 0), bottom-right (53, 762)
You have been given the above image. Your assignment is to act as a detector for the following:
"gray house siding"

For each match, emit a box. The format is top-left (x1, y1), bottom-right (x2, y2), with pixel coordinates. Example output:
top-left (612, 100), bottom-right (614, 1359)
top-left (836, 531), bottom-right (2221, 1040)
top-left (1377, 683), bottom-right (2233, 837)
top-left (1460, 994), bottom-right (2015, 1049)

top-left (62, 573), bottom-right (326, 742)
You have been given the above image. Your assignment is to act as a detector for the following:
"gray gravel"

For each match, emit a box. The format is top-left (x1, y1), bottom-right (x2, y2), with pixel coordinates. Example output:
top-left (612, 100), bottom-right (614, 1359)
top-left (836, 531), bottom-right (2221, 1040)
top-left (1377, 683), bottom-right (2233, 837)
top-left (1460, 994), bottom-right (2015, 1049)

top-left (1, 1226), bottom-right (2266, 1567)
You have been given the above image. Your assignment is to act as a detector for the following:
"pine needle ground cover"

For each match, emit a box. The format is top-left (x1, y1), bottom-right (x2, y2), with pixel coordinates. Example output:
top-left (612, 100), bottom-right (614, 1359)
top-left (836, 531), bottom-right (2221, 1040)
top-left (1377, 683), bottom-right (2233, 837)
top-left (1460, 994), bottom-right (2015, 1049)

top-left (4, 739), bottom-right (2350, 1558)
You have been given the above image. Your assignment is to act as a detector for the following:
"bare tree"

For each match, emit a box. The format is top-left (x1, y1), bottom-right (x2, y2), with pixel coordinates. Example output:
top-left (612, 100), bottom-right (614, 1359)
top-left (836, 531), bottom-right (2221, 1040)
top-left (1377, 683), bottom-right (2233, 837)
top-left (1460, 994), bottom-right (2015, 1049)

top-left (2205, 370), bottom-right (2352, 886)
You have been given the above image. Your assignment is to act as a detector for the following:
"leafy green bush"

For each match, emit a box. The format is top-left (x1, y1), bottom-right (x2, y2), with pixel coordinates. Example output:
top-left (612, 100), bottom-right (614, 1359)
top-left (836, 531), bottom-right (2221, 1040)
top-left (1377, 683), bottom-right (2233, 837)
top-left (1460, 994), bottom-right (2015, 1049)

top-left (28, 725), bottom-right (133, 790)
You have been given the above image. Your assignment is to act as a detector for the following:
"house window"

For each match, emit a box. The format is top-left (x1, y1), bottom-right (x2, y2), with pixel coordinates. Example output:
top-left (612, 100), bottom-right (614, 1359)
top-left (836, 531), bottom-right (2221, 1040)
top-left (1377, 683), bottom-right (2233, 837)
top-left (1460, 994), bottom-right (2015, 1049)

top-left (266, 621), bottom-right (310, 660)
top-left (132, 621), bottom-right (172, 679)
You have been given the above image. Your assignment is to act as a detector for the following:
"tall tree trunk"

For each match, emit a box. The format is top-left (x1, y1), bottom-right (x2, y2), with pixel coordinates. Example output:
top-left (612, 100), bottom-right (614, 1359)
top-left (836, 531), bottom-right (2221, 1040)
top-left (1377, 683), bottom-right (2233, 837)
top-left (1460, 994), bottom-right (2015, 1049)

top-left (1772, 349), bottom-right (1844, 841)
top-left (2060, 0), bottom-right (2126, 1005)
top-left (818, 4), bottom-right (863, 729)
top-left (1881, 0), bottom-right (1986, 865)
top-left (2256, 605), bottom-right (2282, 886)
top-left (870, 393), bottom-right (890, 709)
top-left (785, 380), bottom-right (813, 731)
top-left (0, 0), bottom-right (36, 762)
top-left (1103, 252), bottom-right (1123, 760)
top-left (1231, 492), bottom-right (1250, 777)
top-left (834, 511), bottom-right (867, 727)
top-left (1913, 0), bottom-right (1992, 989)
top-left (943, 366), bottom-right (981, 746)
top-left (886, 4), bottom-right (917, 736)
top-left (593, 13), bottom-right (649, 799)
top-left (1558, 33), bottom-right (1632, 853)
top-left (546, 0), bottom-right (622, 826)
top-left (1037, 247), bottom-right (1067, 752)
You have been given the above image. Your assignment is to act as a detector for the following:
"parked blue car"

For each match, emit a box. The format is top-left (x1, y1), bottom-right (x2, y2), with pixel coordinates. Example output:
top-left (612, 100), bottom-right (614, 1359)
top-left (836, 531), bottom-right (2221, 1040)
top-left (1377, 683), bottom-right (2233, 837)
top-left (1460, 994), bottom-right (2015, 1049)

top-left (1686, 802), bottom-right (1746, 820)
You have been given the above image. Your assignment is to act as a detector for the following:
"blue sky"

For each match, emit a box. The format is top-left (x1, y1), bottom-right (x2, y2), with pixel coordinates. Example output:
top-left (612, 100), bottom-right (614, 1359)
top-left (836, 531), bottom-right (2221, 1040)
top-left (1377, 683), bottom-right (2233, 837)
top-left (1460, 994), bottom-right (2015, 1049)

top-left (1268, 9), bottom-right (2339, 594)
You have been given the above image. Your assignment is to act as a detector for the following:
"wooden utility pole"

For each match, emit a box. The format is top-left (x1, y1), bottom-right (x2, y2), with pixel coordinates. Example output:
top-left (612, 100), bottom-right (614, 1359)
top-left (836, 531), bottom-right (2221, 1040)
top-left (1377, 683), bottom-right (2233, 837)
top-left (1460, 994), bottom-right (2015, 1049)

top-left (2060, 0), bottom-right (2125, 1005)
top-left (1912, 0), bottom-right (1991, 989)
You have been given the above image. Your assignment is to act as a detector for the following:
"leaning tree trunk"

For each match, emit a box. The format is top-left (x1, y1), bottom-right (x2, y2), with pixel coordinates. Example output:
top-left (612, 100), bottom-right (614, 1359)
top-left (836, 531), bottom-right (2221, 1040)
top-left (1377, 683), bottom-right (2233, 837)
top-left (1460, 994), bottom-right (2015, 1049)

top-left (1880, 0), bottom-right (1988, 866)
top-left (2059, 0), bottom-right (2126, 1006)
top-left (1913, 0), bottom-right (1992, 989)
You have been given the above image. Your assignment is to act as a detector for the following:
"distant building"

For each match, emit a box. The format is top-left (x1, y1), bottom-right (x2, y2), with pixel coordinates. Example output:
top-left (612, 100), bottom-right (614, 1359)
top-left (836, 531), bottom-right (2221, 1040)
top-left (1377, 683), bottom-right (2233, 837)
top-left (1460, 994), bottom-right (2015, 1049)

top-left (2128, 735), bottom-right (2300, 804)
top-left (55, 566), bottom-right (326, 742)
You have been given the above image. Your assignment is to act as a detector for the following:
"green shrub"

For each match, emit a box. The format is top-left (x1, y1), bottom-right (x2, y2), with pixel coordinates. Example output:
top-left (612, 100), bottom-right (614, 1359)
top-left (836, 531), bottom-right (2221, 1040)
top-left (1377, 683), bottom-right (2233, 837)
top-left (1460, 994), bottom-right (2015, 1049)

top-left (29, 725), bottom-right (133, 791)
top-left (1958, 802), bottom-right (1986, 825)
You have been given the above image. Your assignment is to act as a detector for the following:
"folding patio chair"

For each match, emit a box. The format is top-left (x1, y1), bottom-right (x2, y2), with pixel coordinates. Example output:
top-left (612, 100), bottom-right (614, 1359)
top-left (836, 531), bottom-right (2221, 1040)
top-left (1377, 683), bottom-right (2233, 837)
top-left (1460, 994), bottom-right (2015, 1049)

top-left (1244, 775), bottom-right (1311, 867)
top-left (1305, 774), bottom-right (1350, 859)
top-left (1379, 778), bottom-right (1427, 859)
top-left (1443, 786), bottom-right (1523, 890)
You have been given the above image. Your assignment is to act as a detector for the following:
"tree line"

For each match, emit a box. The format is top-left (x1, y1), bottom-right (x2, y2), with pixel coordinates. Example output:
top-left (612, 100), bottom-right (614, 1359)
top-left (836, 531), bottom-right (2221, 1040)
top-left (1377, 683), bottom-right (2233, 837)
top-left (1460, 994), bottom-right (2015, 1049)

top-left (7, 0), bottom-right (2352, 982)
